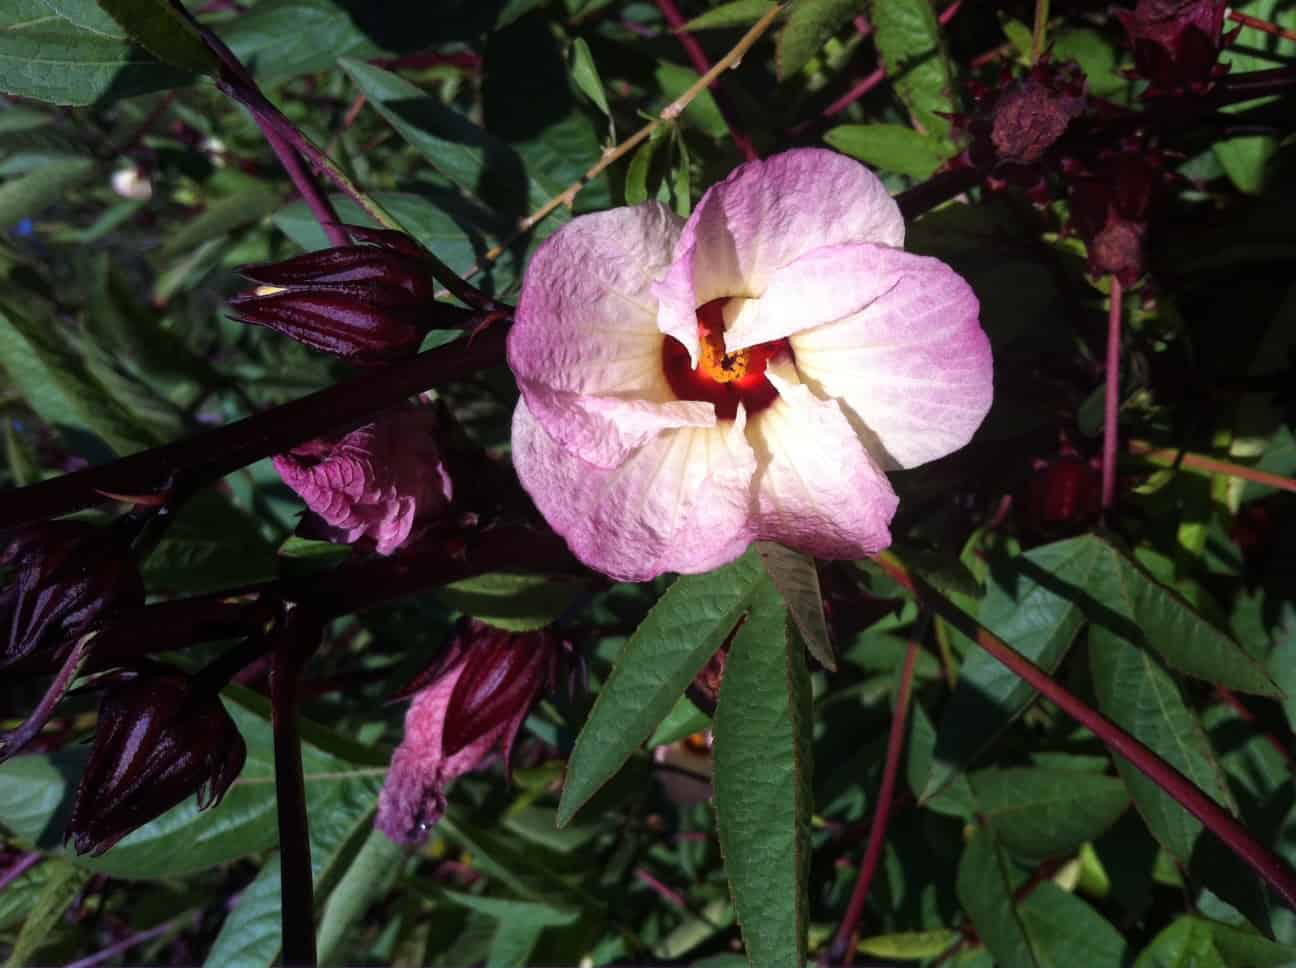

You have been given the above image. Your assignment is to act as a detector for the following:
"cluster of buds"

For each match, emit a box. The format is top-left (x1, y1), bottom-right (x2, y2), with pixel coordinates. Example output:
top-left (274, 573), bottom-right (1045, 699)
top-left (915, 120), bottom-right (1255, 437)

top-left (376, 620), bottom-right (574, 846)
top-left (229, 227), bottom-right (470, 365)
top-left (1, 521), bottom-right (142, 673)
top-left (274, 405), bottom-right (454, 556)
top-left (1115, 0), bottom-right (1232, 96)
top-left (66, 664), bottom-right (246, 855)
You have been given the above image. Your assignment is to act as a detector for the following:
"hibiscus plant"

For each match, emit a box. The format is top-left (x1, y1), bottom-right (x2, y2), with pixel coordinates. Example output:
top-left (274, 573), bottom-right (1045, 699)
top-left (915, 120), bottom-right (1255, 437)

top-left (2, 0), bottom-right (1296, 966)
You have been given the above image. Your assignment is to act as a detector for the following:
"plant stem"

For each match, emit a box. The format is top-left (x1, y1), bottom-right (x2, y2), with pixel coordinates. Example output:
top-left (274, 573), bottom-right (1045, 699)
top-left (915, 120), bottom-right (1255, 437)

top-left (0, 321), bottom-right (508, 529)
top-left (65, 920), bottom-right (178, 968)
top-left (894, 166), bottom-right (980, 219)
top-left (0, 852), bottom-right (42, 892)
top-left (1227, 10), bottom-right (1296, 43)
top-left (827, 635), bottom-right (921, 966)
top-left (1031, 0), bottom-right (1051, 63)
top-left (655, 0), bottom-right (758, 160)
top-left (1102, 277), bottom-right (1123, 516)
top-left (1127, 440), bottom-right (1296, 495)
top-left (461, 2), bottom-right (787, 279)
top-left (271, 607), bottom-right (323, 968)
top-left (873, 552), bottom-right (1296, 913)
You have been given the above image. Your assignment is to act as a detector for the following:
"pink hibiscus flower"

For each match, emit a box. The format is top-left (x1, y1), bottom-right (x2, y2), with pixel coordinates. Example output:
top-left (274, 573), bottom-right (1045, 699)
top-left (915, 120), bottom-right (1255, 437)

top-left (508, 149), bottom-right (993, 581)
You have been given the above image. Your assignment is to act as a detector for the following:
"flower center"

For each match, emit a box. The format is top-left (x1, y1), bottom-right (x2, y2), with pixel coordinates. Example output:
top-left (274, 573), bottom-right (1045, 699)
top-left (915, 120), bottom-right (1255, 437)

top-left (662, 299), bottom-right (786, 420)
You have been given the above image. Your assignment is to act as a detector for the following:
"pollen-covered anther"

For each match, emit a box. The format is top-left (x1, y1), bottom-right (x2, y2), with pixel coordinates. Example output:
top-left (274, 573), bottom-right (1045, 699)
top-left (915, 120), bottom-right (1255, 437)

top-left (699, 325), bottom-right (751, 383)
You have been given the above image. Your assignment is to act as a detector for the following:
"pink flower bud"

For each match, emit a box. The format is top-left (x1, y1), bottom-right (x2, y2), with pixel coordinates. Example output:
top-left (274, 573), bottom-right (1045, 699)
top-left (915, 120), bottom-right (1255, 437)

top-left (67, 665), bottom-right (246, 856)
top-left (274, 407), bottom-right (453, 556)
top-left (376, 621), bottom-right (566, 845)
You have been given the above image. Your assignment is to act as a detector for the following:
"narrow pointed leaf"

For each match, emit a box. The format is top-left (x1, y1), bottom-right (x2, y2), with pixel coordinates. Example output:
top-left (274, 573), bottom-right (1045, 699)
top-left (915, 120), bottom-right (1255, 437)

top-left (557, 549), bottom-right (766, 826)
top-left (2, 860), bottom-right (89, 968)
top-left (758, 541), bottom-right (835, 670)
top-left (969, 767), bottom-right (1130, 862)
top-left (956, 827), bottom-right (1042, 968)
top-left (95, 0), bottom-right (219, 75)
top-left (713, 580), bottom-right (811, 968)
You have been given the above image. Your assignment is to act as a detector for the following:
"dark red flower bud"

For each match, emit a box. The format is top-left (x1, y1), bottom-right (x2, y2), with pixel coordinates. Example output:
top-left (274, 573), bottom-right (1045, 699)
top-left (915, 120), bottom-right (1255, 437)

top-left (1068, 149), bottom-right (1163, 286)
top-left (229, 227), bottom-right (468, 364)
top-left (1028, 455), bottom-right (1102, 526)
top-left (376, 620), bottom-right (569, 845)
top-left (1, 521), bottom-right (143, 672)
top-left (989, 68), bottom-right (1087, 166)
top-left (66, 665), bottom-right (246, 856)
top-left (1115, 0), bottom-right (1229, 95)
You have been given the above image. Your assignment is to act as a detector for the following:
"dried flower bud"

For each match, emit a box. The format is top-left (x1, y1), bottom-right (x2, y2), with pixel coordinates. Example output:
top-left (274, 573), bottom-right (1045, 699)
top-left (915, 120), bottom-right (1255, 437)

top-left (1068, 149), bottom-right (1163, 286)
top-left (67, 665), bottom-right (246, 855)
top-left (990, 70), bottom-right (1087, 165)
top-left (274, 406), bottom-right (453, 556)
top-left (376, 621), bottom-right (567, 845)
top-left (229, 227), bottom-right (466, 364)
top-left (1, 521), bottom-right (143, 672)
top-left (1115, 0), bottom-right (1229, 95)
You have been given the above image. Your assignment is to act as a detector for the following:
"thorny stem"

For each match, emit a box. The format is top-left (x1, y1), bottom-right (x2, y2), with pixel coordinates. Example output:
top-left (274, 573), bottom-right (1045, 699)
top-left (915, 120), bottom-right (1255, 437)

top-left (271, 607), bottom-right (324, 968)
top-left (1127, 440), bottom-right (1296, 495)
top-left (873, 552), bottom-right (1296, 913)
top-left (0, 320), bottom-right (508, 529)
top-left (827, 635), bottom-right (921, 966)
top-left (458, 2), bottom-right (788, 282)
top-left (655, 0), bottom-right (759, 161)
top-left (1102, 277), bottom-right (1123, 516)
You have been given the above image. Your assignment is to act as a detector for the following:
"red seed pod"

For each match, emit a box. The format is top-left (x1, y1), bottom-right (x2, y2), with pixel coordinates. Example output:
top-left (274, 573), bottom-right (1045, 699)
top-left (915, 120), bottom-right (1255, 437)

top-left (1115, 0), bottom-right (1230, 95)
top-left (67, 665), bottom-right (246, 856)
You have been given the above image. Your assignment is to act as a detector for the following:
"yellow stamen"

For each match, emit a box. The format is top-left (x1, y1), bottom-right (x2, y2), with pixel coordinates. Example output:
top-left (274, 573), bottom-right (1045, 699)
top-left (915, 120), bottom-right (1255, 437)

top-left (254, 285), bottom-right (286, 296)
top-left (697, 326), bottom-right (749, 383)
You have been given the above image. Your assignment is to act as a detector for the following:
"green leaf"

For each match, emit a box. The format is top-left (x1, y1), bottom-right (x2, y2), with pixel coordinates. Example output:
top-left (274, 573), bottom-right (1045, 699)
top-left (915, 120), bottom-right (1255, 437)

top-left (439, 890), bottom-right (580, 968)
top-left (926, 536), bottom-right (1097, 798)
top-left (870, 0), bottom-right (955, 136)
top-left (141, 490), bottom-right (279, 596)
top-left (713, 580), bottom-right (811, 968)
top-left (1213, 0), bottom-right (1295, 194)
top-left (0, 157), bottom-right (94, 227)
top-left (95, 0), bottom-right (218, 75)
top-left (655, 61), bottom-right (728, 139)
top-left (776, 0), bottom-right (859, 79)
top-left (968, 767), bottom-right (1130, 862)
top-left (337, 58), bottom-right (567, 226)
top-left (1207, 918), bottom-right (1296, 966)
top-left (0, 687), bottom-right (384, 880)
top-left (624, 124), bottom-right (668, 205)
top-left (0, 857), bottom-right (54, 932)
top-left (0, 300), bottom-right (157, 455)
top-left (434, 572), bottom-right (586, 632)
top-left (569, 37), bottom-right (610, 118)
top-left (556, 549), bottom-right (766, 826)
top-left (202, 861), bottom-right (283, 968)
top-left (1134, 917), bottom-right (1226, 968)
top-left (317, 830), bottom-right (406, 967)
top-left (825, 123), bottom-right (949, 178)
top-left (0, 0), bottom-right (189, 106)
top-left (215, 0), bottom-right (377, 84)
top-left (160, 180), bottom-right (282, 257)
top-left (758, 541), bottom-right (834, 670)
top-left (957, 826), bottom-right (1041, 968)
top-left (858, 929), bottom-right (960, 959)
top-left (684, 0), bottom-right (778, 32)
top-left (2, 860), bottom-right (89, 968)
top-left (1016, 883), bottom-right (1128, 968)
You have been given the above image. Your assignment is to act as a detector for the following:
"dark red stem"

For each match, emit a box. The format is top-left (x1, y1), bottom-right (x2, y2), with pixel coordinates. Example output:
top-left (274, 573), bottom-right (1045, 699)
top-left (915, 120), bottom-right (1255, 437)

top-left (655, 0), bottom-right (758, 160)
top-left (828, 636), bottom-right (920, 966)
top-left (0, 852), bottom-right (42, 892)
top-left (1102, 277), bottom-right (1122, 515)
top-left (876, 558), bottom-right (1296, 913)
top-left (0, 321), bottom-right (508, 529)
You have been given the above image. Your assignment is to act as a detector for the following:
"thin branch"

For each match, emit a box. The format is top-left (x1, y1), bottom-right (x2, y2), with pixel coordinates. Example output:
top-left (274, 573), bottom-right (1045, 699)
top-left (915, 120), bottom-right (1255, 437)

top-left (1102, 277), bottom-right (1123, 516)
top-left (64, 920), bottom-right (179, 968)
top-left (657, 0), bottom-right (758, 160)
top-left (0, 853), bottom-right (42, 892)
top-left (459, 2), bottom-right (788, 281)
top-left (1127, 440), bottom-right (1296, 495)
top-left (1031, 0), bottom-right (1051, 64)
top-left (827, 635), bottom-right (921, 967)
top-left (0, 321), bottom-right (508, 529)
top-left (873, 552), bottom-right (1296, 913)
top-left (1228, 9), bottom-right (1296, 43)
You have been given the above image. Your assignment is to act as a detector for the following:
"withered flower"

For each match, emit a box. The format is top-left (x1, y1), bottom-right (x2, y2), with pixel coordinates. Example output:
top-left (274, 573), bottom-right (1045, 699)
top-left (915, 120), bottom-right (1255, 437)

top-left (376, 621), bottom-right (568, 846)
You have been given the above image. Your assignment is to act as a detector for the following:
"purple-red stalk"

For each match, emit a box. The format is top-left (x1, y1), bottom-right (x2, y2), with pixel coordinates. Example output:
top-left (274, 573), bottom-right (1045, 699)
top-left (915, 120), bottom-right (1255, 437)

top-left (827, 637), bottom-right (921, 966)
top-left (1102, 277), bottom-right (1123, 515)
top-left (1227, 9), bottom-right (1296, 43)
top-left (655, 0), bottom-right (758, 160)
top-left (64, 920), bottom-right (179, 968)
top-left (875, 557), bottom-right (1296, 912)
top-left (0, 853), bottom-right (42, 892)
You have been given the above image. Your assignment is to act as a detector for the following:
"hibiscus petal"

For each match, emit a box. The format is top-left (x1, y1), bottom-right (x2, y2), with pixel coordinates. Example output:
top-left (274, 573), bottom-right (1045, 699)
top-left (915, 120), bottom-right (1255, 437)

top-left (788, 245), bottom-right (992, 470)
top-left (509, 203), bottom-right (695, 466)
top-left (747, 361), bottom-right (897, 560)
top-left (511, 398), bottom-right (758, 581)
top-left (655, 149), bottom-right (904, 364)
